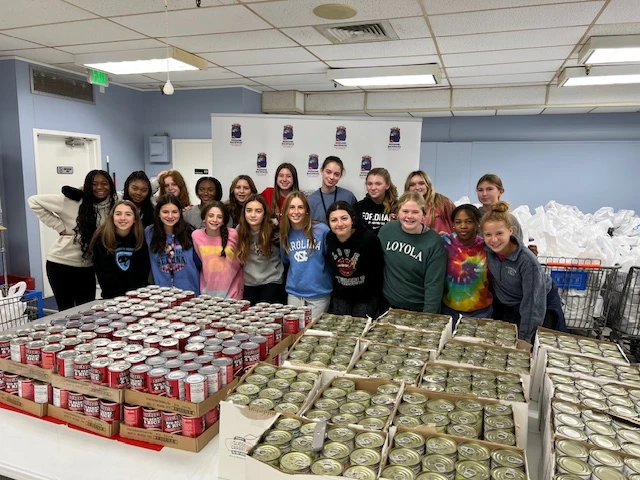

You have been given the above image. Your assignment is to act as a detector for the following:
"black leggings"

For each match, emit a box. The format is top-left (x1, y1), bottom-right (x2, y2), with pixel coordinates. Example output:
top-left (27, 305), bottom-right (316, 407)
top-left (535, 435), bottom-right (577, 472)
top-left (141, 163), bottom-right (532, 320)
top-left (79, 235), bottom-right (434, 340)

top-left (46, 261), bottom-right (96, 311)
top-left (243, 283), bottom-right (286, 305)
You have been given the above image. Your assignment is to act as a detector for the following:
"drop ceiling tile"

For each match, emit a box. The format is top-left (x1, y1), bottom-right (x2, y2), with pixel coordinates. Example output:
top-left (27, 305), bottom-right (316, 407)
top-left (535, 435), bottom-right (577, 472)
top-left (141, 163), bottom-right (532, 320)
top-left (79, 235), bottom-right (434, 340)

top-left (145, 68), bottom-right (241, 82)
top-left (252, 73), bottom-right (328, 86)
top-left (590, 106), bottom-right (640, 113)
top-left (281, 27), bottom-right (333, 46)
top-left (248, 0), bottom-right (423, 28)
top-left (423, 0), bottom-right (593, 15)
top-left (170, 30), bottom-right (297, 53)
top-left (0, 48), bottom-right (74, 64)
top-left (228, 62), bottom-right (327, 76)
top-left (448, 60), bottom-right (563, 77)
top-left (64, 0), bottom-right (201, 16)
top-left (453, 85), bottom-right (546, 107)
top-left (327, 55), bottom-right (440, 68)
top-left (111, 5), bottom-right (270, 37)
top-left (437, 27), bottom-right (588, 54)
top-left (411, 111), bottom-right (453, 117)
top-left (173, 79), bottom-right (260, 87)
top-left (309, 38), bottom-right (437, 61)
top-left (549, 84), bottom-right (640, 105)
top-left (450, 72), bottom-right (555, 86)
top-left (542, 107), bottom-right (595, 114)
top-left (452, 110), bottom-right (497, 116)
top-left (59, 39), bottom-right (166, 54)
top-left (496, 108), bottom-right (545, 115)
top-left (0, 34), bottom-right (43, 51)
top-left (597, 0), bottom-right (640, 24)
top-left (5, 20), bottom-right (144, 47)
top-left (367, 89), bottom-right (450, 110)
top-left (389, 17), bottom-right (432, 40)
top-left (202, 48), bottom-right (318, 66)
top-left (0, 0), bottom-right (97, 29)
top-left (443, 46), bottom-right (574, 68)
top-left (589, 23), bottom-right (640, 36)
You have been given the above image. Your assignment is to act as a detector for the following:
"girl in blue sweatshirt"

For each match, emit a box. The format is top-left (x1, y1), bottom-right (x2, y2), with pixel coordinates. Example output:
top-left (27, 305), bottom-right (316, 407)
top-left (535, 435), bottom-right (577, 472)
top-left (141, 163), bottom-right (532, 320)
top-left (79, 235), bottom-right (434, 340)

top-left (280, 192), bottom-right (332, 319)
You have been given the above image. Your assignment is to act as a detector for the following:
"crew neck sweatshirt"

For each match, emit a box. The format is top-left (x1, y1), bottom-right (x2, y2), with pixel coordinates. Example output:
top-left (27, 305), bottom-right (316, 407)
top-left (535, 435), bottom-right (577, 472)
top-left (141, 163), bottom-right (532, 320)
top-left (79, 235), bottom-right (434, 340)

top-left (243, 230), bottom-right (284, 286)
top-left (378, 221), bottom-right (447, 313)
top-left (192, 228), bottom-right (244, 299)
top-left (183, 206), bottom-right (204, 230)
top-left (354, 196), bottom-right (392, 233)
top-left (93, 232), bottom-right (151, 299)
top-left (308, 187), bottom-right (357, 224)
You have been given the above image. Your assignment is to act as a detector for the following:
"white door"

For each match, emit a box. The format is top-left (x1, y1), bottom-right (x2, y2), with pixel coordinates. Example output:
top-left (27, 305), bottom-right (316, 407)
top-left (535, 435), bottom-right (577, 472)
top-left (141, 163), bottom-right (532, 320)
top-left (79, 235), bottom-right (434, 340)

top-left (33, 130), bottom-right (101, 298)
top-left (172, 139), bottom-right (214, 203)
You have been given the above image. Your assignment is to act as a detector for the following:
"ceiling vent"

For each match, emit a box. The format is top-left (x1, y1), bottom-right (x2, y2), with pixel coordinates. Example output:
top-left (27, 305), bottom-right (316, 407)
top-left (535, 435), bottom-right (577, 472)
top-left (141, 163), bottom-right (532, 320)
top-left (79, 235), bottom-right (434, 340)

top-left (316, 20), bottom-right (398, 44)
top-left (31, 66), bottom-right (94, 104)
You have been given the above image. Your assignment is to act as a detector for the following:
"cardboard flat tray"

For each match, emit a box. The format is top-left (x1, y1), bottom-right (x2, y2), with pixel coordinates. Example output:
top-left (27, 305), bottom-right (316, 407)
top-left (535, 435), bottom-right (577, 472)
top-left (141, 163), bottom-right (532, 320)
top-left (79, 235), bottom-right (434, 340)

top-left (0, 390), bottom-right (47, 417)
top-left (47, 404), bottom-right (119, 437)
top-left (0, 357), bottom-right (53, 383)
top-left (119, 420), bottom-right (219, 453)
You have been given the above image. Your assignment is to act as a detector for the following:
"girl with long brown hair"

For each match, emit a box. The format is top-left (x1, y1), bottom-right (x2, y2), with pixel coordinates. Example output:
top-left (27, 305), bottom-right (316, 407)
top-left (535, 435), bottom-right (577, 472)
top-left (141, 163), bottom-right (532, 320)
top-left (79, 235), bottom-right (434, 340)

top-left (226, 175), bottom-right (257, 228)
top-left (404, 170), bottom-right (455, 234)
top-left (91, 200), bottom-right (150, 299)
top-left (260, 163), bottom-right (299, 224)
top-left (354, 167), bottom-right (398, 233)
top-left (236, 194), bottom-right (284, 304)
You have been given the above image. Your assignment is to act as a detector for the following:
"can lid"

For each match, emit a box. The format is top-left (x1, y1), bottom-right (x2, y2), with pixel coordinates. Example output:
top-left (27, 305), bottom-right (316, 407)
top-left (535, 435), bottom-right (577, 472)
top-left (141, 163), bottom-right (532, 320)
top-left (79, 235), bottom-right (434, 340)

top-left (166, 370), bottom-right (187, 380)
top-left (185, 373), bottom-right (206, 384)
top-left (130, 364), bottom-right (151, 373)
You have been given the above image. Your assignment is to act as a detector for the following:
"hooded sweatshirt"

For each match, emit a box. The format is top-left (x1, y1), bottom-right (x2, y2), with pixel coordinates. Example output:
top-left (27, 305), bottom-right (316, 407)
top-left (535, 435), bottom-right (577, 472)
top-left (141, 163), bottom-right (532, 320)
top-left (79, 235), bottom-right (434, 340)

top-left (92, 232), bottom-right (151, 299)
top-left (28, 194), bottom-right (112, 267)
top-left (244, 230), bottom-right (284, 286)
top-left (192, 228), bottom-right (244, 299)
top-left (485, 236), bottom-right (552, 341)
top-left (442, 233), bottom-right (493, 313)
top-left (325, 223), bottom-right (384, 302)
top-left (378, 221), bottom-right (447, 313)
top-left (354, 196), bottom-right (392, 234)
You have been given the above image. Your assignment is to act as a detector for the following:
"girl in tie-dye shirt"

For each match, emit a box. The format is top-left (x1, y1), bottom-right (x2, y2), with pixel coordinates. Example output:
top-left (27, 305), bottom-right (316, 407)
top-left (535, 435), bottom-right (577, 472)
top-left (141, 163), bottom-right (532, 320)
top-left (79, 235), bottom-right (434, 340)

top-left (441, 204), bottom-right (493, 322)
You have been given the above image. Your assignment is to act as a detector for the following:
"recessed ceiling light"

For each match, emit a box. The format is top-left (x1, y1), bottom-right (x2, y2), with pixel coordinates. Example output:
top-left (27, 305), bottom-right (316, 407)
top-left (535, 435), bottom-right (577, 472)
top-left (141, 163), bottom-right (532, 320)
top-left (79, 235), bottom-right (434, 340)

top-left (579, 35), bottom-right (640, 65)
top-left (327, 65), bottom-right (441, 88)
top-left (313, 4), bottom-right (357, 20)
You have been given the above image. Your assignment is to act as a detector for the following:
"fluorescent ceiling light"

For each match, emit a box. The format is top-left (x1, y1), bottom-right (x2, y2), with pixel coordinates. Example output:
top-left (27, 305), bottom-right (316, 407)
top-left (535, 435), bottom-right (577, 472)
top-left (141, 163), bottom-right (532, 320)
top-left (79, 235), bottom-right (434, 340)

top-left (327, 65), bottom-right (441, 88)
top-left (579, 35), bottom-right (640, 65)
top-left (559, 65), bottom-right (640, 86)
top-left (75, 47), bottom-right (207, 75)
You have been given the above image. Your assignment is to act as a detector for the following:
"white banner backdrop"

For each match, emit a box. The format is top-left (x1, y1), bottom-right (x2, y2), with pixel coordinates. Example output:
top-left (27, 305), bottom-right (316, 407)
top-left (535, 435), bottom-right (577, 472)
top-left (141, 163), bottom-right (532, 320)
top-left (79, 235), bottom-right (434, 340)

top-left (211, 114), bottom-right (422, 200)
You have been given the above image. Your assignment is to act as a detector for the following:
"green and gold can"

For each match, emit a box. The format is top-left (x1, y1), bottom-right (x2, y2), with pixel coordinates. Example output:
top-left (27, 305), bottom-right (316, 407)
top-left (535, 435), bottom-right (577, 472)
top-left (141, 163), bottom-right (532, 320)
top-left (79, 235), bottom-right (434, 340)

top-left (417, 473), bottom-right (449, 480)
top-left (343, 465), bottom-right (377, 479)
top-left (331, 377), bottom-right (356, 393)
top-left (322, 441), bottom-right (352, 465)
top-left (253, 365), bottom-right (277, 377)
top-left (274, 368), bottom-right (298, 382)
top-left (403, 392), bottom-right (429, 405)
top-left (299, 422), bottom-right (318, 436)
top-left (282, 391), bottom-right (306, 405)
top-left (355, 431), bottom-right (385, 451)
top-left (377, 383), bottom-right (401, 395)
top-left (274, 417), bottom-right (302, 437)
top-left (394, 431), bottom-right (426, 454)
top-left (484, 430), bottom-right (516, 446)
top-left (323, 387), bottom-right (348, 405)
top-left (371, 393), bottom-right (396, 406)
top-left (422, 413), bottom-right (450, 433)
top-left (357, 417), bottom-right (386, 431)
top-left (267, 378), bottom-right (291, 392)
top-left (313, 398), bottom-right (340, 415)
top-left (491, 467), bottom-right (526, 480)
top-left (226, 393), bottom-right (251, 406)
top-left (244, 374), bottom-right (269, 388)
top-left (382, 465), bottom-right (416, 480)
top-left (305, 409), bottom-right (332, 422)
top-left (280, 451), bottom-right (312, 474)
top-left (555, 439), bottom-right (589, 460)
top-left (389, 447), bottom-right (422, 475)
top-left (422, 454), bottom-right (456, 480)
top-left (399, 403), bottom-right (426, 417)
top-left (490, 449), bottom-right (525, 470)
top-left (273, 402), bottom-right (300, 414)
top-left (249, 398), bottom-right (275, 410)
top-left (263, 429), bottom-right (292, 454)
top-left (394, 415), bottom-right (422, 428)
top-left (458, 442), bottom-right (490, 465)
top-left (556, 456), bottom-right (592, 478)
top-left (297, 371), bottom-right (319, 384)
top-left (427, 437), bottom-right (458, 460)
top-left (331, 413), bottom-right (358, 427)
top-left (350, 448), bottom-right (381, 470)
top-left (455, 460), bottom-right (490, 480)
top-left (427, 399), bottom-right (456, 414)
top-left (290, 435), bottom-right (315, 455)
top-left (340, 402), bottom-right (365, 420)
top-left (250, 444), bottom-right (281, 466)
top-left (446, 424), bottom-right (479, 439)
top-left (327, 427), bottom-right (355, 450)
top-left (236, 383), bottom-right (261, 399)
top-left (347, 390), bottom-right (372, 407)
top-left (258, 387), bottom-right (283, 402)
top-left (311, 458), bottom-right (343, 476)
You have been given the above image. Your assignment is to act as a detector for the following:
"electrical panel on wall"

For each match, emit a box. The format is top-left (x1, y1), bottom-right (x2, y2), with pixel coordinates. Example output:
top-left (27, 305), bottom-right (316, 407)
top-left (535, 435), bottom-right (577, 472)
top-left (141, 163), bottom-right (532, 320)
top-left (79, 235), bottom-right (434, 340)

top-left (149, 135), bottom-right (170, 164)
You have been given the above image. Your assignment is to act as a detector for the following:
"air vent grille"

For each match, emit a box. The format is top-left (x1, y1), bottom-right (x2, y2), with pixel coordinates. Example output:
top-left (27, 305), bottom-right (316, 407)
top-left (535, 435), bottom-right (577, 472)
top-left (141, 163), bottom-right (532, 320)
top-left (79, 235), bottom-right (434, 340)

top-left (317, 20), bottom-right (398, 44)
top-left (31, 67), bottom-right (94, 104)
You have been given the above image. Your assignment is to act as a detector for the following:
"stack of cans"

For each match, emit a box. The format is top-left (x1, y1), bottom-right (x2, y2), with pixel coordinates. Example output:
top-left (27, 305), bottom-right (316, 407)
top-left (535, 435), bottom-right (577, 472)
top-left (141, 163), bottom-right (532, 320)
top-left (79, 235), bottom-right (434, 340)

top-left (420, 364), bottom-right (525, 401)
top-left (225, 364), bottom-right (319, 414)
top-left (363, 325), bottom-right (442, 351)
top-left (287, 335), bottom-right (358, 371)
top-left (538, 331), bottom-right (627, 362)
top-left (309, 314), bottom-right (368, 338)
top-left (546, 353), bottom-right (640, 384)
top-left (393, 389), bottom-right (518, 446)
top-left (377, 311), bottom-right (451, 332)
top-left (347, 344), bottom-right (429, 385)
top-left (122, 403), bottom-right (219, 437)
top-left (438, 343), bottom-right (530, 375)
top-left (0, 373), bottom-right (51, 404)
top-left (554, 438), bottom-right (640, 480)
top-left (454, 318), bottom-right (517, 347)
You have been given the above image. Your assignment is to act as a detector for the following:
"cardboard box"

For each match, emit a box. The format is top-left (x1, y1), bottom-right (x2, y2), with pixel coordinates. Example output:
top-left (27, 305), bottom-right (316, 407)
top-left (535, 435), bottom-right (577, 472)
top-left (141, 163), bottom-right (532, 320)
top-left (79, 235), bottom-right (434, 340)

top-left (453, 317), bottom-right (519, 349)
top-left (530, 327), bottom-right (629, 402)
top-left (361, 322), bottom-right (448, 357)
top-left (305, 313), bottom-right (372, 338)
top-left (124, 376), bottom-right (238, 417)
top-left (0, 357), bottom-right (52, 383)
top-left (50, 374), bottom-right (124, 403)
top-left (266, 333), bottom-right (294, 365)
top-left (119, 419), bottom-right (219, 452)
top-left (0, 389), bottom-right (48, 417)
top-left (47, 404), bottom-right (120, 437)
top-left (346, 343), bottom-right (429, 385)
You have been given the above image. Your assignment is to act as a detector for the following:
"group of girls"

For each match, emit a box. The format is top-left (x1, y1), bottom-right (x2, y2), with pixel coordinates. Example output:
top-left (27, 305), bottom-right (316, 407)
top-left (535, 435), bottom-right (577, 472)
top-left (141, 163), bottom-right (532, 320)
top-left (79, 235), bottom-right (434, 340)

top-left (29, 157), bottom-right (565, 342)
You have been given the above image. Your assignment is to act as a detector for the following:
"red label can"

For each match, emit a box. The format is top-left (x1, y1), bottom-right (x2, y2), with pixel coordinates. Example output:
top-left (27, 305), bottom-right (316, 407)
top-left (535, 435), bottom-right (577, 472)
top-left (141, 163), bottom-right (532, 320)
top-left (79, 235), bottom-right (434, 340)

top-left (250, 336), bottom-right (269, 361)
top-left (124, 404), bottom-right (142, 427)
top-left (203, 345), bottom-right (223, 358)
top-left (159, 338), bottom-right (179, 352)
top-left (0, 334), bottom-right (13, 358)
top-left (240, 342), bottom-right (260, 369)
top-left (68, 392), bottom-right (85, 412)
top-left (161, 411), bottom-right (182, 434)
top-left (205, 406), bottom-right (219, 428)
top-left (171, 332), bottom-right (190, 351)
top-left (165, 370), bottom-right (186, 400)
top-left (94, 326), bottom-right (114, 340)
top-left (198, 365), bottom-right (220, 396)
top-left (18, 377), bottom-right (34, 400)
top-left (142, 407), bottom-right (162, 430)
top-left (129, 364), bottom-right (150, 392)
top-left (83, 395), bottom-right (100, 418)
top-left (222, 347), bottom-right (243, 375)
top-left (42, 344), bottom-right (64, 371)
top-left (73, 354), bottom-right (93, 381)
top-left (257, 328), bottom-right (275, 350)
top-left (184, 373), bottom-right (208, 403)
top-left (33, 382), bottom-right (52, 404)
top-left (4, 373), bottom-right (18, 393)
top-left (0, 371), bottom-right (4, 390)
top-left (107, 361), bottom-right (131, 389)
top-left (143, 335), bottom-right (162, 350)
top-left (269, 311), bottom-right (284, 326)
top-left (99, 400), bottom-right (121, 423)
top-left (212, 358), bottom-right (233, 386)
top-left (90, 358), bottom-right (111, 385)
top-left (283, 315), bottom-right (299, 335)
top-left (164, 359), bottom-right (184, 371)
top-left (182, 415), bottom-right (205, 438)
top-left (147, 367), bottom-right (169, 395)
top-left (265, 323), bottom-right (282, 344)
top-left (10, 338), bottom-right (29, 363)
top-left (53, 387), bottom-right (68, 409)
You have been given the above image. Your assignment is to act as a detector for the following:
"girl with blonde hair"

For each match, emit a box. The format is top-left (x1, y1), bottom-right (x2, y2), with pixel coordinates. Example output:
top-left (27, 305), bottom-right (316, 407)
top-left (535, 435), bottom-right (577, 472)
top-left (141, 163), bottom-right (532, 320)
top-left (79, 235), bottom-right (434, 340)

top-left (404, 170), bottom-right (455, 234)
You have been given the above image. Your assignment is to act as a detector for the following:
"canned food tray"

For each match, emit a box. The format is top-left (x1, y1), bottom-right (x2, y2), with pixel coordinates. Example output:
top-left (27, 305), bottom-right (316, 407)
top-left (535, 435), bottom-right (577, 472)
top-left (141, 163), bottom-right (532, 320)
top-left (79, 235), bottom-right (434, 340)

top-left (0, 389), bottom-right (48, 417)
top-left (362, 323), bottom-right (448, 357)
top-left (119, 418), bottom-right (219, 453)
top-left (346, 342), bottom-right (431, 384)
top-left (47, 403), bottom-right (119, 437)
top-left (0, 357), bottom-right (53, 383)
top-left (453, 317), bottom-right (519, 349)
top-left (282, 333), bottom-right (362, 380)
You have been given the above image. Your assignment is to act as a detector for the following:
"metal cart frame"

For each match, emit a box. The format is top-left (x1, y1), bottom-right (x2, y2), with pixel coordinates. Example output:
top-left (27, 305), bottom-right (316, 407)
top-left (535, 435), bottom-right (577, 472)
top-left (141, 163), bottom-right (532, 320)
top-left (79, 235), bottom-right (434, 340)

top-left (607, 266), bottom-right (640, 359)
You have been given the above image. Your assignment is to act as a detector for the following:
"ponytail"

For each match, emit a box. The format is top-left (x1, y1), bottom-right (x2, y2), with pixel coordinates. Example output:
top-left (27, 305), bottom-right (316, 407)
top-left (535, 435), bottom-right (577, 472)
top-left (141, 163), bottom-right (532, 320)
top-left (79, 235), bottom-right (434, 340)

top-left (480, 201), bottom-right (512, 229)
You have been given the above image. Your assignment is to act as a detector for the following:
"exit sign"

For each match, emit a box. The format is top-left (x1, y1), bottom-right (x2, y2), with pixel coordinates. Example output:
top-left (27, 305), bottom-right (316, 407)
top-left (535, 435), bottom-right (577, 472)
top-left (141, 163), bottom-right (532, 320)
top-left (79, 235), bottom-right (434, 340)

top-left (88, 69), bottom-right (109, 87)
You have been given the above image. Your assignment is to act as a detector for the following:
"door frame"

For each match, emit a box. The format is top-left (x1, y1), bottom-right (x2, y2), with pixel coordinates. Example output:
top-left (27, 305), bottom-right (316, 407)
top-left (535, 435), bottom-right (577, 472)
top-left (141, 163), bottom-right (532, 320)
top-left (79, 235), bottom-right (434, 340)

top-left (171, 138), bottom-right (212, 202)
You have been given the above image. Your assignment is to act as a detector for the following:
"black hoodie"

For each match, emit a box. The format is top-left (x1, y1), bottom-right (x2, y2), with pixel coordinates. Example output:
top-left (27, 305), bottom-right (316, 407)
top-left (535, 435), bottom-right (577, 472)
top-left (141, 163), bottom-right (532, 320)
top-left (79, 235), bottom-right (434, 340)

top-left (92, 232), bottom-right (151, 299)
top-left (354, 196), bottom-right (392, 234)
top-left (325, 223), bottom-right (384, 303)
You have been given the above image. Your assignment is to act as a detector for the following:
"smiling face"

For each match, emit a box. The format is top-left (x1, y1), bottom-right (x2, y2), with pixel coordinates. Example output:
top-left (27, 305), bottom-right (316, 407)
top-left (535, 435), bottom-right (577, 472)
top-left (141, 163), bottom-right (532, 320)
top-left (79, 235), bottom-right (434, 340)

top-left (205, 206), bottom-right (225, 235)
top-left (287, 197), bottom-right (306, 229)
top-left (277, 168), bottom-right (294, 193)
top-left (234, 179), bottom-right (252, 204)
top-left (245, 200), bottom-right (265, 231)
top-left (476, 181), bottom-right (503, 208)
top-left (127, 179), bottom-right (149, 205)
top-left (366, 174), bottom-right (389, 203)
top-left (482, 220), bottom-right (514, 255)
top-left (163, 176), bottom-right (180, 197)
top-left (159, 203), bottom-right (180, 231)
top-left (453, 209), bottom-right (478, 244)
top-left (197, 179), bottom-right (216, 204)
top-left (398, 200), bottom-right (425, 234)
top-left (113, 204), bottom-right (135, 235)
top-left (321, 161), bottom-right (342, 190)
top-left (92, 173), bottom-right (111, 201)
top-left (328, 209), bottom-right (353, 242)
top-left (407, 175), bottom-right (428, 197)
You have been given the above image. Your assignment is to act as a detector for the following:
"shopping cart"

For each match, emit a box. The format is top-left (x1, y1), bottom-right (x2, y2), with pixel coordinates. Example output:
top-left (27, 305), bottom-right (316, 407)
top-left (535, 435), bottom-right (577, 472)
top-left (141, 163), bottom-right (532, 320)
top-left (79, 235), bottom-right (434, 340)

top-left (538, 257), bottom-right (619, 339)
top-left (607, 266), bottom-right (640, 359)
top-left (0, 290), bottom-right (44, 332)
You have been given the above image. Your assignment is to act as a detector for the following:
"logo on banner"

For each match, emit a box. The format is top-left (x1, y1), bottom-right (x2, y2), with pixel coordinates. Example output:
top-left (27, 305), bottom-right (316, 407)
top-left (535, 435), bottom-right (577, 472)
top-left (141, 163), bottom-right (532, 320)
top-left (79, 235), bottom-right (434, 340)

top-left (360, 155), bottom-right (372, 178)
top-left (307, 154), bottom-right (319, 177)
top-left (256, 152), bottom-right (268, 176)
top-left (334, 126), bottom-right (347, 149)
top-left (388, 127), bottom-right (401, 150)
top-left (282, 124), bottom-right (294, 147)
top-left (230, 123), bottom-right (242, 146)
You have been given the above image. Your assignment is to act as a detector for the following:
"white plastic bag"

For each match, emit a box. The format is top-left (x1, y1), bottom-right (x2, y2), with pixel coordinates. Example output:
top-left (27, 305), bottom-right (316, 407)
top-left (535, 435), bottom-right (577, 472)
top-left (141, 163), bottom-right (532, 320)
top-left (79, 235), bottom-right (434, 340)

top-left (0, 281), bottom-right (28, 328)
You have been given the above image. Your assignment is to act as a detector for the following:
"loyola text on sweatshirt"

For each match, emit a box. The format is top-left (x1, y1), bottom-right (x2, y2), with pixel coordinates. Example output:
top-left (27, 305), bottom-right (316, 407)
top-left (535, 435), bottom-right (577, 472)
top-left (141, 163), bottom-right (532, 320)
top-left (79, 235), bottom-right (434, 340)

top-left (244, 230), bottom-right (284, 287)
top-left (192, 228), bottom-right (244, 300)
top-left (378, 221), bottom-right (447, 314)
top-left (280, 223), bottom-right (332, 299)
top-left (354, 196), bottom-right (392, 234)
top-left (308, 187), bottom-right (358, 224)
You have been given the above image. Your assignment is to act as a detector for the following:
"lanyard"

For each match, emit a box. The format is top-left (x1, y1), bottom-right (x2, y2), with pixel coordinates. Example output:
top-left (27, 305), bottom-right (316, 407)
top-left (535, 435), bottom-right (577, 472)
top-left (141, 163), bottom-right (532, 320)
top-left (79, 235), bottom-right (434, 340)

top-left (319, 188), bottom-right (338, 217)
